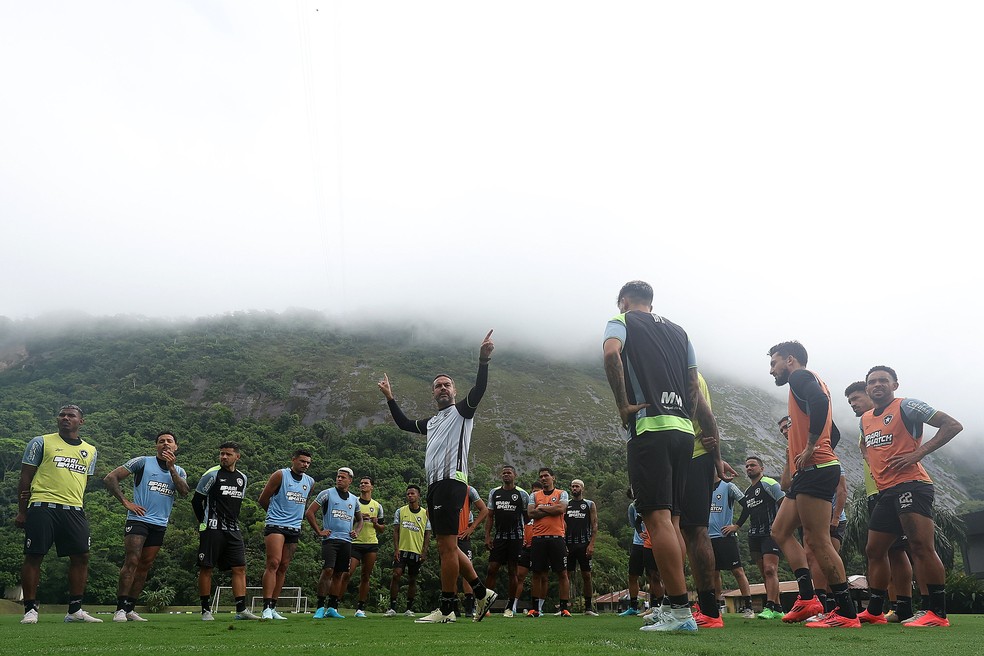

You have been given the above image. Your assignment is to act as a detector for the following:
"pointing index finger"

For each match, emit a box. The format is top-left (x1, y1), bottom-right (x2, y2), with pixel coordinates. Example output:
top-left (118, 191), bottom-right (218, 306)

top-left (485, 329), bottom-right (494, 340)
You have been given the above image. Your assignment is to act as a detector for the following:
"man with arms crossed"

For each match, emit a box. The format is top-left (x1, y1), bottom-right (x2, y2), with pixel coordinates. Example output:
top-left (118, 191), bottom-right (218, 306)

top-left (603, 280), bottom-right (721, 632)
top-left (767, 340), bottom-right (858, 627)
top-left (858, 365), bottom-right (962, 627)
top-left (17, 405), bottom-right (100, 624)
top-left (306, 467), bottom-right (362, 619)
top-left (527, 468), bottom-right (570, 617)
top-left (340, 475), bottom-right (385, 617)
top-left (384, 484), bottom-right (430, 617)
top-left (104, 430), bottom-right (189, 622)
top-left (379, 330), bottom-right (498, 623)
top-left (194, 441), bottom-right (254, 620)
top-left (484, 465), bottom-right (529, 617)
top-left (257, 449), bottom-right (314, 620)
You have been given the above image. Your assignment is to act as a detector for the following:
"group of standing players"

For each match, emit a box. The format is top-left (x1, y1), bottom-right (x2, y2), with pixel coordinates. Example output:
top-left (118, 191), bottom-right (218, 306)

top-left (15, 280), bottom-right (963, 632)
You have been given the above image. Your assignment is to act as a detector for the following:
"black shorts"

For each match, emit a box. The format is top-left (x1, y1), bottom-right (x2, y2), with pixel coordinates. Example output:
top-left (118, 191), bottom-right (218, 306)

top-left (125, 520), bottom-right (167, 548)
top-left (627, 430), bottom-right (693, 514)
top-left (711, 535), bottom-right (742, 570)
top-left (264, 525), bottom-right (302, 544)
top-left (786, 464), bottom-right (840, 501)
top-left (426, 479), bottom-right (467, 536)
top-left (351, 543), bottom-right (380, 561)
top-left (396, 550), bottom-right (423, 576)
top-left (531, 536), bottom-right (567, 573)
top-left (680, 452), bottom-right (715, 528)
top-left (458, 538), bottom-right (473, 561)
top-left (628, 544), bottom-right (657, 577)
top-left (869, 481), bottom-right (935, 535)
top-left (24, 505), bottom-right (90, 557)
top-left (197, 529), bottom-right (245, 569)
top-left (321, 539), bottom-right (352, 572)
top-left (830, 520), bottom-right (847, 544)
top-left (517, 545), bottom-right (531, 570)
top-left (489, 537), bottom-right (523, 565)
top-left (565, 543), bottom-right (592, 572)
top-left (748, 535), bottom-right (782, 559)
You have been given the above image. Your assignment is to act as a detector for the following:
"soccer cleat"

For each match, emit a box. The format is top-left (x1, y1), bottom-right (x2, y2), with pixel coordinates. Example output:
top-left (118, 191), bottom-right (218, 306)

top-left (552, 610), bottom-right (563, 616)
top-left (857, 609), bottom-right (887, 624)
top-left (741, 607), bottom-right (756, 619)
top-left (383, 608), bottom-right (397, 617)
top-left (324, 607), bottom-right (344, 619)
top-left (805, 613), bottom-right (826, 623)
top-left (415, 609), bottom-right (455, 623)
top-left (902, 610), bottom-right (950, 627)
top-left (235, 609), bottom-right (260, 620)
top-left (201, 611), bottom-right (214, 621)
top-left (502, 608), bottom-right (514, 618)
top-left (126, 610), bottom-right (148, 622)
top-left (312, 607), bottom-right (327, 619)
top-left (261, 608), bottom-right (274, 620)
top-left (783, 596), bottom-right (824, 623)
top-left (113, 610), bottom-right (128, 622)
top-left (404, 609), bottom-right (416, 617)
top-left (473, 588), bottom-right (498, 622)
top-left (641, 615), bottom-right (698, 632)
top-left (901, 610), bottom-right (927, 624)
top-left (693, 609), bottom-right (724, 628)
top-left (757, 608), bottom-right (782, 619)
top-left (354, 609), bottom-right (367, 618)
top-left (560, 609), bottom-right (572, 617)
top-left (584, 609), bottom-right (599, 617)
top-left (21, 609), bottom-right (39, 624)
top-left (619, 607), bottom-right (640, 617)
top-left (271, 610), bottom-right (287, 620)
top-left (526, 609), bottom-right (540, 618)
top-left (64, 609), bottom-right (103, 623)
top-left (805, 610), bottom-right (861, 628)
top-left (885, 610), bottom-right (901, 623)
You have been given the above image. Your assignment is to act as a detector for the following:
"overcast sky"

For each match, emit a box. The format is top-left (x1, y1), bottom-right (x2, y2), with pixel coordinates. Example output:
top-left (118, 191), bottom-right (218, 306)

top-left (1, 2), bottom-right (981, 438)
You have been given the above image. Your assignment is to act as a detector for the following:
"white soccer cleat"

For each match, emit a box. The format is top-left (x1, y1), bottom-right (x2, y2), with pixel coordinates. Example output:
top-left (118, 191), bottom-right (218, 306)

top-left (403, 609), bottom-right (416, 617)
top-left (383, 608), bottom-right (397, 617)
top-left (271, 610), bottom-right (288, 620)
top-left (126, 610), bottom-right (148, 622)
top-left (473, 588), bottom-right (498, 622)
top-left (354, 609), bottom-right (367, 618)
top-left (21, 609), bottom-right (39, 624)
top-left (235, 609), bottom-right (260, 620)
top-left (261, 608), bottom-right (274, 620)
top-left (502, 608), bottom-right (514, 618)
top-left (113, 610), bottom-right (128, 622)
top-left (64, 609), bottom-right (103, 623)
top-left (201, 610), bottom-right (214, 621)
top-left (415, 609), bottom-right (456, 623)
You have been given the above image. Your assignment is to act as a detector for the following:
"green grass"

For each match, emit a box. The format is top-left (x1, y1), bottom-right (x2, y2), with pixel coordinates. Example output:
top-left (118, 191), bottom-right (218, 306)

top-left (1, 610), bottom-right (981, 656)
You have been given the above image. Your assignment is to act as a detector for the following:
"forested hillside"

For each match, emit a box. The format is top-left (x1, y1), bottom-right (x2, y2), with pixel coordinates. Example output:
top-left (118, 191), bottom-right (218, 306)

top-left (0, 311), bottom-right (976, 610)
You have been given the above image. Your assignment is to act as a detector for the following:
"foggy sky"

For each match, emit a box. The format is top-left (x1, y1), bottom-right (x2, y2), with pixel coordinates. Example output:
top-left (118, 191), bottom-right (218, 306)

top-left (1, 2), bottom-right (981, 438)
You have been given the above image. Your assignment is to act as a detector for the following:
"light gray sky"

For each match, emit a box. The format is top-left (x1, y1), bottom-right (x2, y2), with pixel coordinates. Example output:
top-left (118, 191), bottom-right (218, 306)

top-left (1, 2), bottom-right (981, 437)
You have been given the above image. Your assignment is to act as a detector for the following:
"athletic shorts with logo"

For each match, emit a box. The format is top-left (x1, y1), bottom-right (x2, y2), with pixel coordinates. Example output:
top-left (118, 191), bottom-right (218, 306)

top-left (489, 537), bottom-right (523, 564)
top-left (198, 529), bottom-right (246, 569)
top-left (680, 452), bottom-right (715, 528)
top-left (395, 550), bottom-right (423, 576)
top-left (627, 430), bottom-right (693, 514)
top-left (426, 479), bottom-right (467, 536)
top-left (125, 519), bottom-right (167, 548)
top-left (628, 544), bottom-right (658, 577)
top-left (321, 539), bottom-right (352, 572)
top-left (531, 536), bottom-right (567, 573)
top-left (869, 481), bottom-right (935, 535)
top-left (24, 505), bottom-right (90, 556)
top-left (565, 542), bottom-right (592, 572)
top-left (264, 524), bottom-right (302, 544)
top-left (711, 535), bottom-right (742, 570)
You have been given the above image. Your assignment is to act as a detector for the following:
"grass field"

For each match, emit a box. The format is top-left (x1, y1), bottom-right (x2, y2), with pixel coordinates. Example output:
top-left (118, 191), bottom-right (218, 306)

top-left (1, 609), bottom-right (980, 656)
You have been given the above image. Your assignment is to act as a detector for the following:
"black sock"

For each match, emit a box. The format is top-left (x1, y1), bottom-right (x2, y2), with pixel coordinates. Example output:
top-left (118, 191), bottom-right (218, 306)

top-left (389, 597), bottom-right (397, 610)
top-left (507, 597), bottom-right (515, 609)
top-left (629, 597), bottom-right (638, 609)
top-left (452, 597), bottom-right (461, 615)
top-left (470, 577), bottom-right (486, 597)
top-left (264, 598), bottom-right (274, 610)
top-left (328, 595), bottom-right (340, 609)
top-left (742, 596), bottom-right (752, 609)
top-left (928, 584), bottom-right (946, 618)
top-left (668, 593), bottom-right (689, 608)
top-left (126, 597), bottom-right (137, 613)
top-left (698, 590), bottom-right (718, 618)
top-left (357, 600), bottom-right (365, 610)
top-left (317, 596), bottom-right (327, 609)
top-left (531, 597), bottom-right (540, 613)
top-left (235, 596), bottom-right (246, 613)
top-left (68, 598), bottom-right (82, 614)
top-left (896, 596), bottom-right (913, 620)
top-left (24, 600), bottom-right (38, 613)
top-left (830, 582), bottom-right (856, 618)
top-left (464, 593), bottom-right (475, 614)
top-left (116, 596), bottom-right (127, 612)
top-left (867, 589), bottom-right (887, 616)
top-left (816, 590), bottom-right (828, 611)
top-left (201, 596), bottom-right (211, 613)
top-left (584, 595), bottom-right (593, 611)
top-left (794, 568), bottom-right (814, 600)
top-left (560, 599), bottom-right (569, 611)
top-left (407, 596), bottom-right (415, 611)
top-left (440, 593), bottom-right (455, 616)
